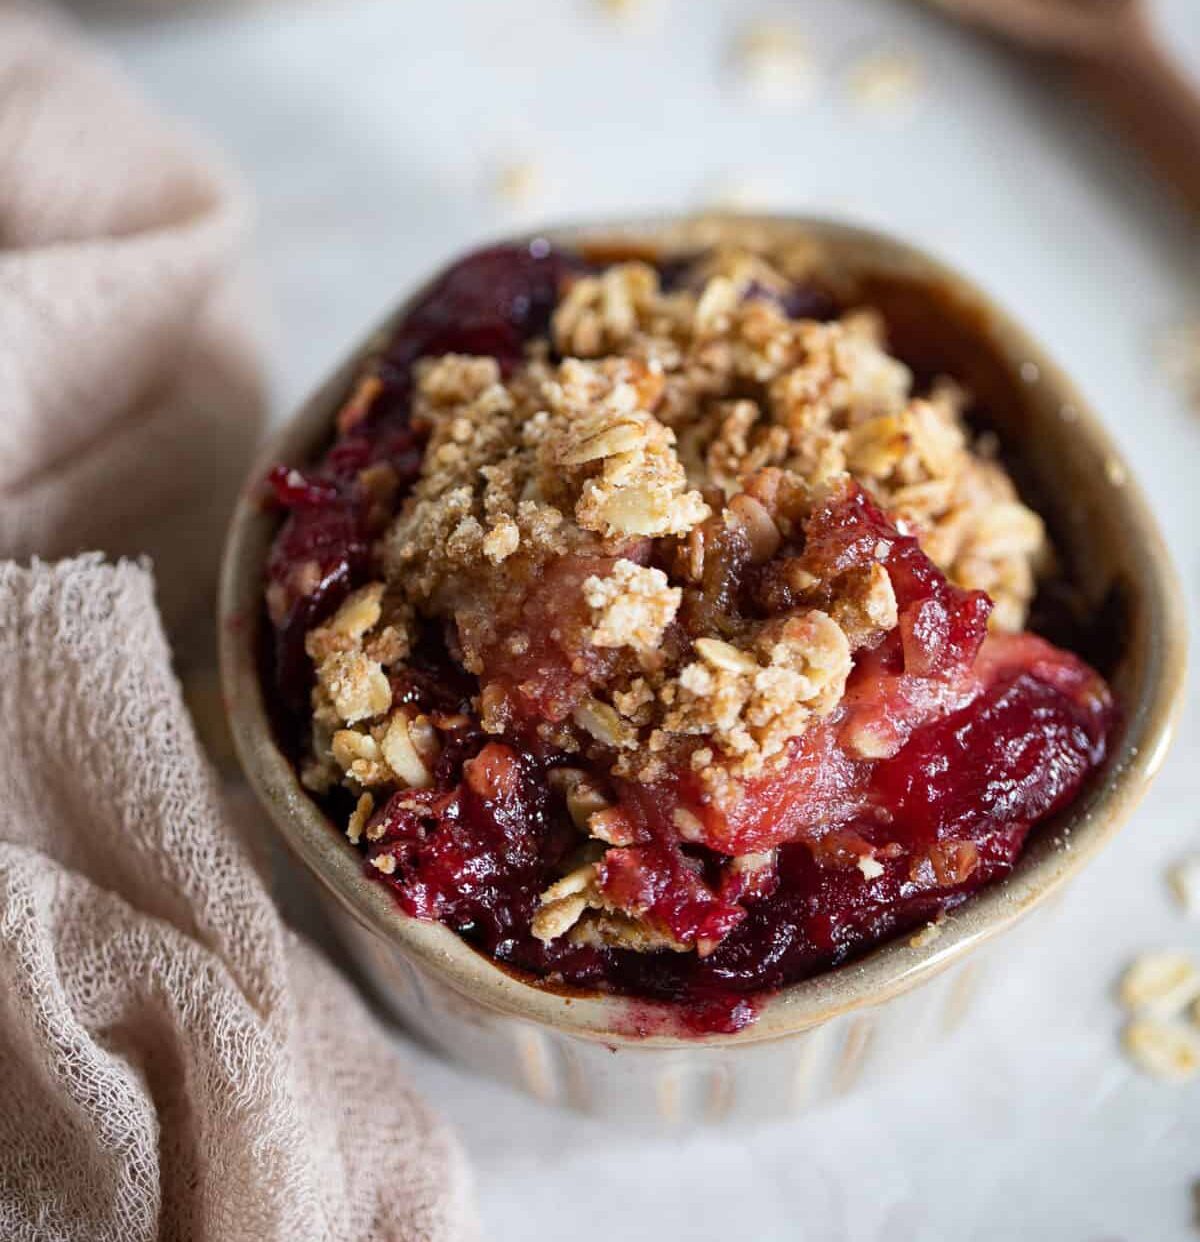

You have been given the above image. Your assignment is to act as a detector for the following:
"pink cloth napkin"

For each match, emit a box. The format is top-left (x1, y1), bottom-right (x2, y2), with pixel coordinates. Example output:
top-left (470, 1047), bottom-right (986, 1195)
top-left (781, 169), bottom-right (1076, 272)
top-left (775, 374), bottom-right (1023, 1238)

top-left (0, 6), bottom-right (477, 1240)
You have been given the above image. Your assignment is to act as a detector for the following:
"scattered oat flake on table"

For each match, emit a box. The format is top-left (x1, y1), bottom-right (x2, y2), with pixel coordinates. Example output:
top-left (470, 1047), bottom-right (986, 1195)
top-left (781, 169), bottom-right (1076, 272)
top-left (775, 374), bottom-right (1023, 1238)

top-left (700, 173), bottom-right (773, 212)
top-left (847, 49), bottom-right (926, 112)
top-left (1123, 1017), bottom-right (1200, 1081)
top-left (597, 0), bottom-right (643, 17)
top-left (493, 161), bottom-right (542, 205)
top-left (734, 21), bottom-right (817, 105)
top-left (1169, 856), bottom-right (1200, 916)
top-left (1118, 951), bottom-right (1200, 1018)
top-left (1153, 318), bottom-right (1200, 410)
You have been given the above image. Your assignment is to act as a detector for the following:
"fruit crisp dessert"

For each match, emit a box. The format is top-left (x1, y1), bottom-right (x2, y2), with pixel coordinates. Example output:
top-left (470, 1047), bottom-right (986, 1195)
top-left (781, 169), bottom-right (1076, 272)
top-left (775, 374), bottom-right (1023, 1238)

top-left (263, 236), bottom-right (1116, 1032)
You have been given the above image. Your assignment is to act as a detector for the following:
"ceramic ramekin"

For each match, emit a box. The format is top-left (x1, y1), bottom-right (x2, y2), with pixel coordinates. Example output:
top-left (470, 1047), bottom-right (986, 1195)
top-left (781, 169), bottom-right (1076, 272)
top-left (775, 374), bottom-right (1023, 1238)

top-left (219, 215), bottom-right (1186, 1123)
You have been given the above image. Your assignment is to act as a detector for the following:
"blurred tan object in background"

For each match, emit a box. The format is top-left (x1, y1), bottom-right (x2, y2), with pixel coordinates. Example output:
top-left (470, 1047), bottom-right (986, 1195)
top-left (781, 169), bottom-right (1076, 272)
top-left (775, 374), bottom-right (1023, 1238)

top-left (923, 0), bottom-right (1200, 214)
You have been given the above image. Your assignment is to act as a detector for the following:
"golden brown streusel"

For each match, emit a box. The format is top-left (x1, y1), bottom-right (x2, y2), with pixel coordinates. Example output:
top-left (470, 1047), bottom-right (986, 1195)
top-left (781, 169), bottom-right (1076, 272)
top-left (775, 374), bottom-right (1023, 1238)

top-left (531, 859), bottom-right (690, 951)
top-left (583, 559), bottom-right (681, 653)
top-left (546, 260), bottom-right (1046, 629)
top-left (299, 243), bottom-right (1052, 954)
top-left (647, 610), bottom-right (851, 777)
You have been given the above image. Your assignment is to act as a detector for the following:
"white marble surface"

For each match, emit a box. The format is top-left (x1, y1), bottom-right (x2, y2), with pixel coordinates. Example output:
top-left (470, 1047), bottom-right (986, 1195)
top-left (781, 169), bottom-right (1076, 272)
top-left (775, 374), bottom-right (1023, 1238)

top-left (90, 1), bottom-right (1200, 1238)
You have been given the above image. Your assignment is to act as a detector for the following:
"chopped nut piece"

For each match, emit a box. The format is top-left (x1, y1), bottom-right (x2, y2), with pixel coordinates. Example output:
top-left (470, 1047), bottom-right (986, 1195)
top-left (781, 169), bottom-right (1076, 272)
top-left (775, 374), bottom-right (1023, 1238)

top-left (579, 797), bottom-right (617, 834)
top-left (694, 276), bottom-right (741, 335)
top-left (541, 863), bottom-right (598, 903)
top-left (548, 767), bottom-right (613, 830)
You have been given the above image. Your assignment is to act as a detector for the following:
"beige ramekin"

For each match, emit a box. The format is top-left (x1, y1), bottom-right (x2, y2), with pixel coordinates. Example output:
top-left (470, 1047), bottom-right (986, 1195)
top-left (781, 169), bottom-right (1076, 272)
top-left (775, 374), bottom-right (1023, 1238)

top-left (219, 215), bottom-right (1186, 1123)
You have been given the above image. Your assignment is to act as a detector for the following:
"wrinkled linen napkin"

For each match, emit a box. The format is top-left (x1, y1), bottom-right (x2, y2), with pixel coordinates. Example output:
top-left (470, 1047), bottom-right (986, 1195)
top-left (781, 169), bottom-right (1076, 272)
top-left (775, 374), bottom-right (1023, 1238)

top-left (0, 6), bottom-right (476, 1240)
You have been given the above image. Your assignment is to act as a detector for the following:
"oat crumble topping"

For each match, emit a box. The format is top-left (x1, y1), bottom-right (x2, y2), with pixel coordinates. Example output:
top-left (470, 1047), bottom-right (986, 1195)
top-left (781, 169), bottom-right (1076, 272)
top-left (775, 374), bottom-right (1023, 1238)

top-left (279, 240), bottom-right (1080, 963)
top-left (583, 559), bottom-right (681, 653)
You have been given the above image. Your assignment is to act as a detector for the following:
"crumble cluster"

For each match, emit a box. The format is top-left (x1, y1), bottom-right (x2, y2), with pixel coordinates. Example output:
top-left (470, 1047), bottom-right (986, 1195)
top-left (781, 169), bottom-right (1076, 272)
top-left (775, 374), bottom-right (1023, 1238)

top-left (558, 250), bottom-right (1044, 629)
top-left (298, 244), bottom-right (1050, 951)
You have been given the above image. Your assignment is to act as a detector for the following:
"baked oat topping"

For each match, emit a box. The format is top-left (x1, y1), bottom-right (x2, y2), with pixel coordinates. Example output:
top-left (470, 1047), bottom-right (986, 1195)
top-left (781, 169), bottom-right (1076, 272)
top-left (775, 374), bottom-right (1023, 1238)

top-left (355, 251), bottom-right (1043, 781)
top-left (583, 559), bottom-right (681, 653)
top-left (301, 245), bottom-right (1058, 952)
top-left (530, 858), bottom-right (689, 952)
top-left (264, 237), bottom-right (1114, 1008)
